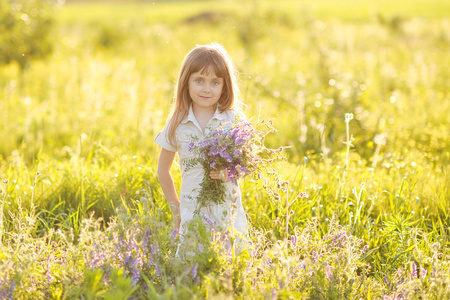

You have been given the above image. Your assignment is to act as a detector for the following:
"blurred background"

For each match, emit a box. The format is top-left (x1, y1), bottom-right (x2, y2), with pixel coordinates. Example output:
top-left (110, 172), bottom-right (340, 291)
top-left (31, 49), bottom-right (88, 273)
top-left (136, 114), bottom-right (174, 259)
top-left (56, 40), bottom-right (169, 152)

top-left (1, 0), bottom-right (449, 163)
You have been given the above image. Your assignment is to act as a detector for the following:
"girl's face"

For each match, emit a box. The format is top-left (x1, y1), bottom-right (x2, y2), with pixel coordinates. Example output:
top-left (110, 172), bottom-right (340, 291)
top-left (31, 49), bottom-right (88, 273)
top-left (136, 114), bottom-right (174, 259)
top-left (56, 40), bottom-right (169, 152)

top-left (188, 70), bottom-right (224, 113)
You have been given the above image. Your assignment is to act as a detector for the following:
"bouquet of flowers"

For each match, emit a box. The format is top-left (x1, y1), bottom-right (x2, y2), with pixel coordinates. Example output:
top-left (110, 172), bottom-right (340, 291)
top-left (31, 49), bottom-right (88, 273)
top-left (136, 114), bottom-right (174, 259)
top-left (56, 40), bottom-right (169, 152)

top-left (185, 120), bottom-right (268, 211)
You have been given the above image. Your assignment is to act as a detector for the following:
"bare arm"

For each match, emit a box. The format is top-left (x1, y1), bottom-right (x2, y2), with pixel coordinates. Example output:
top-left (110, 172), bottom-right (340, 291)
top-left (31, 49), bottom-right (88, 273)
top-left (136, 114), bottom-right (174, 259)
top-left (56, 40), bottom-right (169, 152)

top-left (157, 148), bottom-right (181, 230)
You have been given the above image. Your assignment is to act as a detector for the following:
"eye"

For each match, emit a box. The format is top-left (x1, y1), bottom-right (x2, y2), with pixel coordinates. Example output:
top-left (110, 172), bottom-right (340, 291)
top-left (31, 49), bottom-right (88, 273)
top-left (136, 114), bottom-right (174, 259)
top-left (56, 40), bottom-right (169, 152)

top-left (213, 81), bottom-right (220, 85)
top-left (195, 79), bottom-right (203, 83)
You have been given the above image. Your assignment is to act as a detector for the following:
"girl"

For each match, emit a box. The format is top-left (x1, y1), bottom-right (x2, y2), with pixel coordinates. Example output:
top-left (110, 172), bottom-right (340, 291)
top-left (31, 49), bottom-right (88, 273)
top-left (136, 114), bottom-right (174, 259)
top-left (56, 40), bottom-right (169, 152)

top-left (155, 43), bottom-right (247, 249)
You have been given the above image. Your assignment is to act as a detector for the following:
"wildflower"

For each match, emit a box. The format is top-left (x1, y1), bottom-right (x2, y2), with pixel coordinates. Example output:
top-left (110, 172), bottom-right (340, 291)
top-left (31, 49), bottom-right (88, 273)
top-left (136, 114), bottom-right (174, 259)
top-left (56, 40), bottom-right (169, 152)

top-left (290, 235), bottom-right (297, 248)
top-left (345, 113), bottom-right (354, 123)
top-left (142, 228), bottom-right (151, 254)
top-left (411, 262), bottom-right (417, 278)
top-left (299, 192), bottom-right (309, 198)
top-left (252, 244), bottom-right (260, 257)
top-left (191, 262), bottom-right (198, 279)
top-left (361, 245), bottom-right (369, 254)
top-left (169, 227), bottom-right (178, 243)
top-left (186, 119), bottom-right (275, 210)
top-left (422, 268), bottom-right (427, 278)
top-left (150, 244), bottom-right (158, 255)
top-left (298, 260), bottom-right (307, 272)
top-left (155, 262), bottom-right (161, 276)
top-left (209, 160), bottom-right (217, 168)
top-left (201, 214), bottom-right (215, 227)
top-left (324, 263), bottom-right (333, 279)
top-left (245, 262), bottom-right (252, 274)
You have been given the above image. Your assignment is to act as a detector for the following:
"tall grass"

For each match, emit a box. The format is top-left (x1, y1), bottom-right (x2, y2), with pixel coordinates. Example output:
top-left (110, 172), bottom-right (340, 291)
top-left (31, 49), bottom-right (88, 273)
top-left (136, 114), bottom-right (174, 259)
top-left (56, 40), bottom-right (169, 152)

top-left (0, 0), bottom-right (449, 298)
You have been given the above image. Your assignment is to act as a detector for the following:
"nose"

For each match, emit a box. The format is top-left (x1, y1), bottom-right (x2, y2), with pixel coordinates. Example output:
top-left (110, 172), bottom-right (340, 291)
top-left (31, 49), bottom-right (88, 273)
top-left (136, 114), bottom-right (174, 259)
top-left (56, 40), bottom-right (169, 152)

top-left (202, 85), bottom-right (212, 94)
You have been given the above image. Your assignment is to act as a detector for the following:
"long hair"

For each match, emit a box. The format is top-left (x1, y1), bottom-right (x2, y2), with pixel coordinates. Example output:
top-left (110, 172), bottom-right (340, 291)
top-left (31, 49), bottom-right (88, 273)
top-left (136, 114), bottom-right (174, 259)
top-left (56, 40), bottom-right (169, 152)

top-left (166, 43), bottom-right (244, 145)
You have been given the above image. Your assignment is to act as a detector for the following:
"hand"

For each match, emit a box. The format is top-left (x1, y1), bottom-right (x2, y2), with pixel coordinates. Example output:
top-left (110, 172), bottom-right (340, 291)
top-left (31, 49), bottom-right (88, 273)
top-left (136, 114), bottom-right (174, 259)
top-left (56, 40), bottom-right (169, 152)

top-left (210, 169), bottom-right (230, 182)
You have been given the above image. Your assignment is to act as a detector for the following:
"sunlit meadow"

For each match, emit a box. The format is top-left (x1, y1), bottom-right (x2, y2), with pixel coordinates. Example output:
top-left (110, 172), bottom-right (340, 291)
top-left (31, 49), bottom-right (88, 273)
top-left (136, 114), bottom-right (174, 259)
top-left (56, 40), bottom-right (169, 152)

top-left (0, 0), bottom-right (449, 298)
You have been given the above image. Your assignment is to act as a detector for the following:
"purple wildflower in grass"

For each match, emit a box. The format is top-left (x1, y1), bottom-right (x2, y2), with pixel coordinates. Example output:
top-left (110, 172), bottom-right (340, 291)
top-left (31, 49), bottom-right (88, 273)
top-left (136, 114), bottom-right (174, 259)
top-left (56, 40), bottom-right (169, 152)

top-left (252, 244), bottom-right (260, 257)
top-left (149, 255), bottom-right (154, 266)
top-left (188, 142), bottom-right (195, 151)
top-left (142, 228), bottom-right (151, 255)
top-left (398, 268), bottom-right (404, 284)
top-left (267, 258), bottom-right (272, 268)
top-left (155, 262), bottom-right (161, 276)
top-left (169, 227), bottom-right (178, 243)
top-left (312, 251), bottom-right (318, 263)
top-left (361, 244), bottom-right (369, 254)
top-left (299, 192), bottom-right (309, 198)
top-left (0, 277), bottom-right (16, 300)
top-left (384, 275), bottom-right (390, 286)
top-left (246, 262), bottom-right (252, 274)
top-left (119, 234), bottom-right (125, 246)
top-left (422, 267), bottom-right (427, 278)
top-left (235, 137), bottom-right (245, 145)
top-left (299, 260), bottom-right (307, 272)
top-left (233, 149), bottom-right (242, 157)
top-left (191, 262), bottom-right (198, 279)
top-left (290, 235), bottom-right (297, 248)
top-left (150, 244), bottom-right (158, 255)
top-left (271, 288), bottom-right (276, 300)
top-left (411, 262), bottom-right (417, 278)
top-left (201, 213), bottom-right (215, 227)
top-left (325, 263), bottom-right (333, 279)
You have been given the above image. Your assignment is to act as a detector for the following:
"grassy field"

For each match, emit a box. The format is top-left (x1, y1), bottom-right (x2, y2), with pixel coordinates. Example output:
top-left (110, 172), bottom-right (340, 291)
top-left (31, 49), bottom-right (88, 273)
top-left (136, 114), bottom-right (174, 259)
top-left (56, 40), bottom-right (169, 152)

top-left (0, 0), bottom-right (449, 298)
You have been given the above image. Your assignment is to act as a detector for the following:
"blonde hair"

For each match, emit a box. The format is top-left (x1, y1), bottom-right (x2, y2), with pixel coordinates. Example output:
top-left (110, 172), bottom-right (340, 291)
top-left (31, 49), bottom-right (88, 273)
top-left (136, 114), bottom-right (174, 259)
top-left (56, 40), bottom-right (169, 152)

top-left (166, 43), bottom-right (244, 145)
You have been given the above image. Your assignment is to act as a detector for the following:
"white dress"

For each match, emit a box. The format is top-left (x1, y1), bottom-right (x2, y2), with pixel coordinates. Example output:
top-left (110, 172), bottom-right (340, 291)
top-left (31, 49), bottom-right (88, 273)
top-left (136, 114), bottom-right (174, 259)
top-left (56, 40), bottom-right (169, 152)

top-left (155, 106), bottom-right (248, 239)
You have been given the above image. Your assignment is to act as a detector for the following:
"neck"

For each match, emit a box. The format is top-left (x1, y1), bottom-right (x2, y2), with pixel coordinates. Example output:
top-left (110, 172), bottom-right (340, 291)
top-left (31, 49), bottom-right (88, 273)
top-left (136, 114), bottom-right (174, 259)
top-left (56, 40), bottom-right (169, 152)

top-left (192, 105), bottom-right (215, 120)
top-left (192, 105), bottom-right (216, 132)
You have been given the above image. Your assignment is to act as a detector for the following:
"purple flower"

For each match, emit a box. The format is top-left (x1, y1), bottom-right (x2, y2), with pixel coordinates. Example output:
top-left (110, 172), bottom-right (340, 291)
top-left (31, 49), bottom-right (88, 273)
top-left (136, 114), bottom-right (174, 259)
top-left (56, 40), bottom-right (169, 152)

top-left (155, 262), bottom-right (161, 276)
top-left (191, 262), bottom-right (198, 279)
top-left (233, 149), bottom-right (242, 157)
top-left (188, 142), bottom-right (195, 151)
top-left (422, 268), bottom-right (427, 278)
top-left (312, 251), bottom-right (318, 263)
top-left (150, 244), bottom-right (158, 255)
top-left (411, 262), bottom-right (417, 278)
top-left (235, 137), bottom-right (245, 145)
top-left (325, 263), bottom-right (333, 279)
top-left (209, 148), bottom-right (220, 156)
top-left (219, 150), bottom-right (232, 162)
top-left (209, 160), bottom-right (217, 168)
top-left (299, 260), bottom-right (307, 272)
top-left (201, 214), bottom-right (215, 227)
top-left (290, 235), bottom-right (297, 248)
top-left (169, 227), bottom-right (178, 243)
top-left (361, 245), bottom-right (369, 254)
